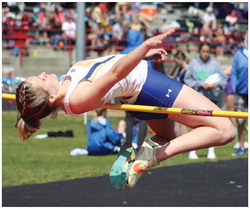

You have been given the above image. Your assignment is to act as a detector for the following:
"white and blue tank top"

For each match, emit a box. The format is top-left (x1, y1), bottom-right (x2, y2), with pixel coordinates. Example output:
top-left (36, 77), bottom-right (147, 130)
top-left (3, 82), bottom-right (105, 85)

top-left (63, 54), bottom-right (148, 115)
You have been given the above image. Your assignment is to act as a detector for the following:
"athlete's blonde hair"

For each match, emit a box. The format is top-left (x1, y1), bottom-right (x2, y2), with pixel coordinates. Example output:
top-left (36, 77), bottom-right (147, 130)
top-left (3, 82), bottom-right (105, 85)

top-left (15, 81), bottom-right (58, 140)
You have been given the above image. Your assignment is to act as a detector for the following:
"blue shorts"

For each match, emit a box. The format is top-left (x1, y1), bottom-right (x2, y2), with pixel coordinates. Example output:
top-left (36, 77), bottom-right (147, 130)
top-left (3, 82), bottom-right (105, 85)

top-left (127, 67), bottom-right (183, 120)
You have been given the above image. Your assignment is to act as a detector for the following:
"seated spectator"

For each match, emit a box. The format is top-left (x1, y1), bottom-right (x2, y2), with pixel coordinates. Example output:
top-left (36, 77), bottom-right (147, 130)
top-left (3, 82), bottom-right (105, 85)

top-left (54, 6), bottom-right (65, 24)
top-left (115, 2), bottom-right (134, 21)
top-left (120, 28), bottom-right (143, 54)
top-left (30, 7), bottom-right (43, 29)
top-left (71, 108), bottom-right (124, 156)
top-left (61, 15), bottom-right (76, 45)
top-left (86, 108), bottom-right (124, 155)
top-left (2, 12), bottom-right (16, 46)
top-left (2, 12), bottom-right (21, 56)
top-left (98, 2), bottom-right (110, 17)
top-left (170, 51), bottom-right (190, 148)
top-left (112, 18), bottom-right (124, 41)
top-left (170, 51), bottom-right (189, 82)
top-left (213, 25), bottom-right (226, 57)
top-left (200, 28), bottom-right (214, 46)
top-left (87, 20), bottom-right (106, 48)
top-left (86, 3), bottom-right (105, 24)
top-left (70, 108), bottom-right (142, 156)
top-left (49, 19), bottom-right (67, 49)
top-left (200, 6), bottom-right (217, 33)
top-left (225, 9), bottom-right (239, 32)
top-left (130, 14), bottom-right (142, 31)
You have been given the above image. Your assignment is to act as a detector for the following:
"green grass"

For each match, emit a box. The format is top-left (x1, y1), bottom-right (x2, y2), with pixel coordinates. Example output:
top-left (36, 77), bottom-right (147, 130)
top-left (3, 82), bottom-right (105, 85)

top-left (2, 111), bottom-right (248, 187)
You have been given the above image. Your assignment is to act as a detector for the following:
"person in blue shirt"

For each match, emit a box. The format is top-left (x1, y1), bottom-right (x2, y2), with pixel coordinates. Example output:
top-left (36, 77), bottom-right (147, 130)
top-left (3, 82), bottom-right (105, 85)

top-left (231, 36), bottom-right (248, 156)
top-left (87, 108), bottom-right (124, 155)
top-left (70, 108), bottom-right (124, 156)
top-left (70, 108), bottom-right (140, 156)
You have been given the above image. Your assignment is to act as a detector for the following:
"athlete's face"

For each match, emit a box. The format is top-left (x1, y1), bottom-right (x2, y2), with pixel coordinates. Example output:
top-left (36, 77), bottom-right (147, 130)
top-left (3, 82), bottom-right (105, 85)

top-left (199, 45), bottom-right (211, 62)
top-left (26, 72), bottom-right (59, 95)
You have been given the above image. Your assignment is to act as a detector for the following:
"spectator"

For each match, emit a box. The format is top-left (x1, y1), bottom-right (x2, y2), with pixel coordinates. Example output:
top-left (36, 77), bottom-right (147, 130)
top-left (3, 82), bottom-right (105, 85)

top-left (213, 25), bottom-right (226, 57)
top-left (36, 3), bottom-right (47, 28)
top-left (124, 111), bottom-right (147, 149)
top-left (184, 42), bottom-right (227, 159)
top-left (130, 14), bottom-right (142, 31)
top-left (200, 27), bottom-right (214, 44)
top-left (171, 51), bottom-right (189, 83)
top-left (86, 20), bottom-right (103, 48)
top-left (54, 6), bottom-right (65, 24)
top-left (223, 66), bottom-right (237, 130)
top-left (61, 15), bottom-right (76, 45)
top-left (120, 29), bottom-right (143, 54)
top-left (2, 12), bottom-right (22, 56)
top-left (30, 7), bottom-right (43, 29)
top-left (115, 2), bottom-right (134, 21)
top-left (112, 18), bottom-right (124, 41)
top-left (86, 3), bottom-right (107, 49)
top-left (200, 6), bottom-right (217, 33)
top-left (231, 34), bottom-right (248, 156)
top-left (111, 18), bottom-right (125, 54)
top-left (184, 42), bottom-right (227, 105)
top-left (98, 2), bottom-right (110, 17)
top-left (86, 3), bottom-right (103, 23)
top-left (71, 108), bottom-right (124, 156)
top-left (2, 12), bottom-right (16, 47)
top-left (170, 51), bottom-right (190, 139)
top-left (120, 28), bottom-right (148, 148)
top-left (225, 9), bottom-right (239, 32)
top-left (49, 19), bottom-right (66, 49)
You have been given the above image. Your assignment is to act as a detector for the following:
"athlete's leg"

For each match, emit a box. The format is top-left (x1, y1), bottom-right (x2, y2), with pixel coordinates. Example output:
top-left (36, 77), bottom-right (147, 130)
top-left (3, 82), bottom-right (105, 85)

top-left (148, 85), bottom-right (235, 163)
top-left (127, 85), bottom-right (235, 188)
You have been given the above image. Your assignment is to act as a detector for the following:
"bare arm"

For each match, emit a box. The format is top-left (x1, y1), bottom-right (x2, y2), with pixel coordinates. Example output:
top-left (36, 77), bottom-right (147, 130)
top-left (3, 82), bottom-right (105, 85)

top-left (70, 28), bottom-right (178, 114)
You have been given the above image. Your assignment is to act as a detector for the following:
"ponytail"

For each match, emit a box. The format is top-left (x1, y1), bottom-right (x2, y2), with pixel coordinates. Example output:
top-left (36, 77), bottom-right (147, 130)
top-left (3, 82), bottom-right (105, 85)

top-left (15, 114), bottom-right (41, 140)
top-left (15, 81), bottom-right (58, 140)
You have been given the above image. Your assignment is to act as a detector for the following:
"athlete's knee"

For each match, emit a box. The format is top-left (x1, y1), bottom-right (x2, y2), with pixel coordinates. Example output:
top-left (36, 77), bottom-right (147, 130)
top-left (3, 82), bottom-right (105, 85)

top-left (217, 119), bottom-right (236, 145)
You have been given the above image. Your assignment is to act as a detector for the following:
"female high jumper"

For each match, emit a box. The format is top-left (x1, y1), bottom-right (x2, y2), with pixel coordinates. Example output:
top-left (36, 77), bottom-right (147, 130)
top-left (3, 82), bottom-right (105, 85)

top-left (15, 27), bottom-right (235, 189)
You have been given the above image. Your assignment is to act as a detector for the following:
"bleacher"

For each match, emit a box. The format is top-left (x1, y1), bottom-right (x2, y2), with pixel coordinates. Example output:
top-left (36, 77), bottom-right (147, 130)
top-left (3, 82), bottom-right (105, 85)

top-left (2, 2), bottom-right (247, 78)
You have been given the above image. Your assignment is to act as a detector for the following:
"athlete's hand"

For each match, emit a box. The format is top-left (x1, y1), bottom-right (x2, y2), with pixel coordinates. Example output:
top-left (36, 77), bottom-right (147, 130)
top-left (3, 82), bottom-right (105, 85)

top-left (144, 48), bottom-right (168, 62)
top-left (144, 27), bottom-right (178, 49)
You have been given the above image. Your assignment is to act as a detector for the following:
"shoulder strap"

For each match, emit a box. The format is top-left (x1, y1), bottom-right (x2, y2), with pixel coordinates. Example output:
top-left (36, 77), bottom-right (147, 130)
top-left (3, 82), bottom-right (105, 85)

top-left (64, 76), bottom-right (78, 115)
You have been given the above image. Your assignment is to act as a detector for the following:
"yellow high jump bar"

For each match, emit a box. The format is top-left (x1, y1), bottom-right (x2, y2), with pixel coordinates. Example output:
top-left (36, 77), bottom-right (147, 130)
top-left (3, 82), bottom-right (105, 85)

top-left (2, 93), bottom-right (248, 119)
top-left (2, 93), bottom-right (16, 100)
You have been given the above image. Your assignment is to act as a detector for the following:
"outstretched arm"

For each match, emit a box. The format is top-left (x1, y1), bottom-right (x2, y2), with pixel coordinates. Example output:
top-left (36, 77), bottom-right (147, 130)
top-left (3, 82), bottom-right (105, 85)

top-left (70, 28), bottom-right (178, 114)
top-left (110, 27), bottom-right (177, 79)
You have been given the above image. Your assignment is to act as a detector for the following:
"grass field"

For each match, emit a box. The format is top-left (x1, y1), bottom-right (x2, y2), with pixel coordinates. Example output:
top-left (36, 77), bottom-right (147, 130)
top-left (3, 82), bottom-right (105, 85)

top-left (2, 111), bottom-right (248, 187)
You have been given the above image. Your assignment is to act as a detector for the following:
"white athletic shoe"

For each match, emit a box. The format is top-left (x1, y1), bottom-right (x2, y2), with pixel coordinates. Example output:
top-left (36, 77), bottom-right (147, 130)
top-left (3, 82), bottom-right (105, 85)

top-left (233, 141), bottom-right (248, 149)
top-left (244, 141), bottom-right (248, 149)
top-left (127, 138), bottom-right (161, 188)
top-left (233, 141), bottom-right (240, 149)
top-left (207, 152), bottom-right (216, 159)
top-left (188, 151), bottom-right (199, 160)
top-left (207, 147), bottom-right (216, 159)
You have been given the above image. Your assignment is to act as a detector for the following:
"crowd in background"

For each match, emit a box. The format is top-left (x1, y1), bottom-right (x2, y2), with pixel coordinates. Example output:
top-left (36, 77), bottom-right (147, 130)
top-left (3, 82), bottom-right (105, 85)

top-left (2, 2), bottom-right (248, 57)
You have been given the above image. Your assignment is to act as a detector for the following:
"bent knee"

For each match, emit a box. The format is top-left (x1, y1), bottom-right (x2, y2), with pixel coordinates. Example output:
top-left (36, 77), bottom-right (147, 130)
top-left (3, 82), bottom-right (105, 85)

top-left (217, 119), bottom-right (236, 145)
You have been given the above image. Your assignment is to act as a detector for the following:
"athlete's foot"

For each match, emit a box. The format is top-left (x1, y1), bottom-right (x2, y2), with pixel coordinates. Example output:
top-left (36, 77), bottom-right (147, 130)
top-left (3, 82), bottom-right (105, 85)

top-left (110, 145), bottom-right (136, 189)
top-left (127, 138), bottom-right (161, 188)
